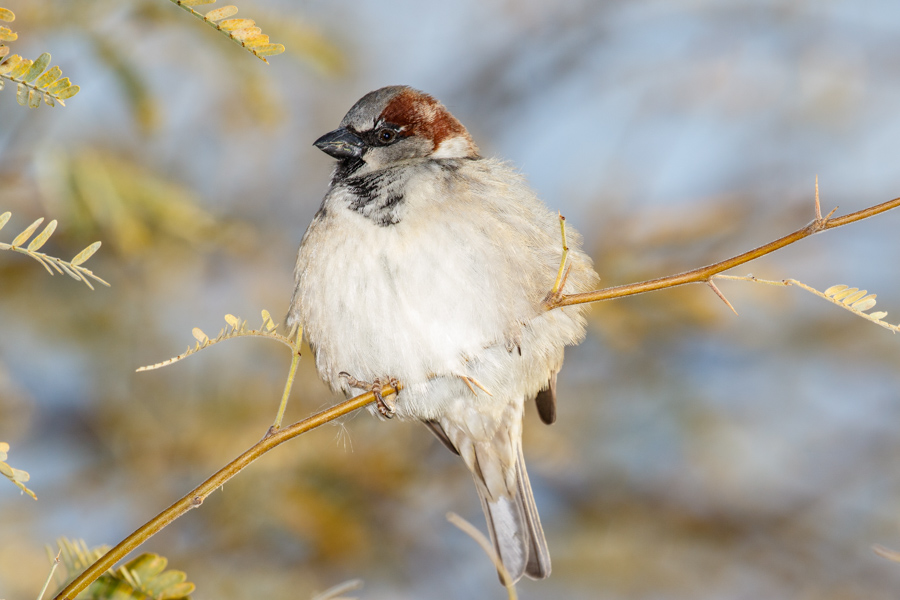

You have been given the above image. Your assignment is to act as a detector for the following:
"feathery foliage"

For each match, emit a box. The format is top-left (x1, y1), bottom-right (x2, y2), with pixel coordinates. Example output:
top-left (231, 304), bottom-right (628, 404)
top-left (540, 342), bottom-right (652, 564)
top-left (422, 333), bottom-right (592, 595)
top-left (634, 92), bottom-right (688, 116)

top-left (0, 7), bottom-right (80, 107)
top-left (0, 441), bottom-right (36, 500)
top-left (168, 0), bottom-right (285, 63)
top-left (714, 275), bottom-right (900, 333)
top-left (137, 310), bottom-right (300, 372)
top-left (50, 538), bottom-right (195, 600)
top-left (0, 212), bottom-right (108, 289)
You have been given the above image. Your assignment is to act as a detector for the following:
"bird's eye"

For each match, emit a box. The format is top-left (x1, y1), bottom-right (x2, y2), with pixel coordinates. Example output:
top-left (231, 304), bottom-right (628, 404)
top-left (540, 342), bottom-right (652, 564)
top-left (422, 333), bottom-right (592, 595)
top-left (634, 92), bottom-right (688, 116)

top-left (377, 128), bottom-right (397, 144)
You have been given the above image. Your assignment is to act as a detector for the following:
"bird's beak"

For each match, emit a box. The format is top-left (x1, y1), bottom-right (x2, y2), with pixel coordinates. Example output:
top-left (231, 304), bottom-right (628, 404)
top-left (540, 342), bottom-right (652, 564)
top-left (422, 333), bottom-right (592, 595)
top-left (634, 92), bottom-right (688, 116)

top-left (314, 127), bottom-right (365, 159)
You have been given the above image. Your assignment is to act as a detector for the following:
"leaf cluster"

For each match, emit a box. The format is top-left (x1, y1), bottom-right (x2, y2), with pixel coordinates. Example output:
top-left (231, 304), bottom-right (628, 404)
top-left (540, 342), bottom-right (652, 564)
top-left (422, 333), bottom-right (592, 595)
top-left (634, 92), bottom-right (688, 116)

top-left (0, 441), bottom-right (36, 499)
top-left (0, 7), bottom-right (80, 107)
top-left (170, 0), bottom-right (285, 63)
top-left (0, 211), bottom-right (108, 289)
top-left (50, 538), bottom-right (195, 600)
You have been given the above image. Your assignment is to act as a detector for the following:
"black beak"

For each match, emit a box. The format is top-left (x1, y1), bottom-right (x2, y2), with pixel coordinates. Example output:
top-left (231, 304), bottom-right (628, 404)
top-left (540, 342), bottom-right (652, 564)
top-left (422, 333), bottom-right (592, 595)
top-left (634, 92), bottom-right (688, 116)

top-left (314, 127), bottom-right (365, 159)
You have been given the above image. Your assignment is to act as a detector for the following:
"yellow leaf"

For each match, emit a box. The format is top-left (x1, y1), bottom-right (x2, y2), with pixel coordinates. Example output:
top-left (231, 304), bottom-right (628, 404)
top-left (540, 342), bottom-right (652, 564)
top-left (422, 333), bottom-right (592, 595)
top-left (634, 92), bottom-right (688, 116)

top-left (27, 219), bottom-right (56, 251)
top-left (230, 26), bottom-right (261, 40)
top-left (0, 26), bottom-right (16, 41)
top-left (0, 53), bottom-right (20, 74)
top-left (192, 328), bottom-right (209, 344)
top-left (824, 284), bottom-right (848, 297)
top-left (224, 314), bottom-right (240, 328)
top-left (0, 8), bottom-right (13, 21)
top-left (22, 52), bottom-right (49, 83)
top-left (841, 289), bottom-right (868, 305)
top-left (56, 84), bottom-right (79, 100)
top-left (0, 45), bottom-right (9, 58)
top-left (218, 17), bottom-right (254, 31)
top-left (179, 0), bottom-right (215, 5)
top-left (850, 295), bottom-right (877, 312)
top-left (830, 287), bottom-right (858, 301)
top-left (27, 87), bottom-right (40, 108)
top-left (0, 211), bottom-right (10, 230)
top-left (204, 5), bottom-right (238, 21)
top-left (7, 57), bottom-right (31, 79)
top-left (242, 33), bottom-right (269, 47)
top-left (71, 241), bottom-right (101, 266)
top-left (45, 76), bottom-right (71, 94)
top-left (42, 92), bottom-right (55, 107)
top-left (34, 65), bottom-right (61, 88)
top-left (253, 43), bottom-right (285, 57)
top-left (11, 217), bottom-right (43, 246)
top-left (868, 311), bottom-right (888, 320)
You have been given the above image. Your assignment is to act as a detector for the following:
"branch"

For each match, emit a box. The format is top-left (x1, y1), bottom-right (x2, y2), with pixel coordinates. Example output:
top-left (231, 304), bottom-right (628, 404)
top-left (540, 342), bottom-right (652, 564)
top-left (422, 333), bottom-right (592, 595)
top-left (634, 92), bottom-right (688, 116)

top-left (545, 194), bottom-right (900, 309)
top-left (52, 383), bottom-right (398, 600)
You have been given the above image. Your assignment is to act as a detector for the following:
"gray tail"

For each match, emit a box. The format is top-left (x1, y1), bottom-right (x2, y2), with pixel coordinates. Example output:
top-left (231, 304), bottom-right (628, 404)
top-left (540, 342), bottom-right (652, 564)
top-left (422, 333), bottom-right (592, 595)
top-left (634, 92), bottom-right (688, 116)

top-left (476, 446), bottom-right (551, 582)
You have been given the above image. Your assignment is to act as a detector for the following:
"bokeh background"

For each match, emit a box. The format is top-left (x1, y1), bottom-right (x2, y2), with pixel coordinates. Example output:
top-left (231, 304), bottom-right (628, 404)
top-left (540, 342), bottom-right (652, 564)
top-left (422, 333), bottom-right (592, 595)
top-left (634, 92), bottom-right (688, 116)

top-left (3, 1), bottom-right (900, 598)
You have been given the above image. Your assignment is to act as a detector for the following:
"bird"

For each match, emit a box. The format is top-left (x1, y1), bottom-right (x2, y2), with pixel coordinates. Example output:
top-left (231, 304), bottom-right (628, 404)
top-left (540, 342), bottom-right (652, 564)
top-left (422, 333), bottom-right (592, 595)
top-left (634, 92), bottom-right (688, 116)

top-left (288, 85), bottom-right (599, 583)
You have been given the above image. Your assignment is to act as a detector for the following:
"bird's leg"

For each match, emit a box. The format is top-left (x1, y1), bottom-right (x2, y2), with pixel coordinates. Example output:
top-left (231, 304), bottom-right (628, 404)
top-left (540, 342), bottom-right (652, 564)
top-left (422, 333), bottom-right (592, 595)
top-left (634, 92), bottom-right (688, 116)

top-left (339, 372), bottom-right (400, 418)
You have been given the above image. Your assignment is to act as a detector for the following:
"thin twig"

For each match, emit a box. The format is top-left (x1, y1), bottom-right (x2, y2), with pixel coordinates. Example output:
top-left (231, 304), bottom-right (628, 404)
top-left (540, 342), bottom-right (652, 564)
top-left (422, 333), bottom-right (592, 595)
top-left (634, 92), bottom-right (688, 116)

top-left (52, 383), bottom-right (399, 600)
top-left (547, 194), bottom-right (900, 309)
top-left (447, 512), bottom-right (517, 600)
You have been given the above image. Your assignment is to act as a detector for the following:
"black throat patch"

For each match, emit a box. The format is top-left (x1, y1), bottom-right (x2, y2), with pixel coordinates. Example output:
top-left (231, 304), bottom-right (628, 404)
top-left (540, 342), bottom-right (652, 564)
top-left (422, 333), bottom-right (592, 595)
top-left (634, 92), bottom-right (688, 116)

top-left (342, 169), bottom-right (405, 227)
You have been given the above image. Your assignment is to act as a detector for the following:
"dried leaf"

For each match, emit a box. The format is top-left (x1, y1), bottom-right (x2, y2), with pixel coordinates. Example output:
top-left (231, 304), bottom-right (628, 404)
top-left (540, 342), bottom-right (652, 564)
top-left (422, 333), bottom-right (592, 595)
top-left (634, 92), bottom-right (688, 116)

top-left (55, 84), bottom-right (79, 100)
top-left (224, 314), bottom-right (240, 328)
top-left (230, 26), bottom-right (261, 40)
top-left (192, 328), bottom-right (209, 344)
top-left (15, 81), bottom-right (26, 105)
top-left (830, 287), bottom-right (858, 301)
top-left (44, 76), bottom-right (71, 94)
top-left (242, 33), bottom-right (269, 47)
top-left (22, 52), bottom-right (50, 83)
top-left (204, 5), bottom-right (238, 21)
top-left (0, 8), bottom-right (14, 21)
top-left (178, 0), bottom-right (215, 5)
top-left (27, 87), bottom-right (40, 107)
top-left (11, 217), bottom-right (43, 247)
top-left (850, 295), bottom-right (877, 312)
top-left (7, 57), bottom-right (31, 79)
top-left (0, 441), bottom-right (7, 460)
top-left (841, 289), bottom-right (868, 305)
top-left (0, 25), bottom-right (15, 41)
top-left (0, 45), bottom-right (9, 58)
top-left (869, 311), bottom-right (888, 320)
top-left (218, 17), bottom-right (254, 31)
top-left (70, 241), bottom-right (101, 266)
top-left (0, 53), bottom-right (21, 74)
top-left (824, 284), bottom-right (848, 297)
top-left (0, 211), bottom-right (10, 230)
top-left (253, 43), bottom-right (285, 57)
top-left (27, 219), bottom-right (57, 251)
top-left (34, 64), bottom-right (61, 88)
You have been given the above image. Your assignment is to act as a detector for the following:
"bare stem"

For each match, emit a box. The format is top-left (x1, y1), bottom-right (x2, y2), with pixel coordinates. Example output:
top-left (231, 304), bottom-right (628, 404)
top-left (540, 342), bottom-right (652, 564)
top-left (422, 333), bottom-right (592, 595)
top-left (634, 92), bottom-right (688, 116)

top-left (547, 195), bottom-right (900, 309)
top-left (52, 383), bottom-right (399, 600)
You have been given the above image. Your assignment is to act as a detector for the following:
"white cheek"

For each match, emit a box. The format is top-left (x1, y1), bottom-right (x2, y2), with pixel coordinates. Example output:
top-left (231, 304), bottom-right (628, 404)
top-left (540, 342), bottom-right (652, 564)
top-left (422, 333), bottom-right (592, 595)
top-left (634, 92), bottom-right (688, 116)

top-left (432, 136), bottom-right (473, 159)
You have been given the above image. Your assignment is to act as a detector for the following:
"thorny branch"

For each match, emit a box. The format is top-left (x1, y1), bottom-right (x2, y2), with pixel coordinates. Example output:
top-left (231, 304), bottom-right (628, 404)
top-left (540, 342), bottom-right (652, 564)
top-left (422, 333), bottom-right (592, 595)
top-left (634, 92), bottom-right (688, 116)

top-left (544, 193), bottom-right (900, 309)
top-left (55, 190), bottom-right (900, 598)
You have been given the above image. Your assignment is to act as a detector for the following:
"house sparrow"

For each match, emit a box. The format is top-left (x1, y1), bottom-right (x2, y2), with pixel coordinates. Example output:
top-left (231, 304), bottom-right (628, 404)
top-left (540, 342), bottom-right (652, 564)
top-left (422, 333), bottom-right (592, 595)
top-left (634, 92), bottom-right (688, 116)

top-left (288, 86), bottom-right (599, 582)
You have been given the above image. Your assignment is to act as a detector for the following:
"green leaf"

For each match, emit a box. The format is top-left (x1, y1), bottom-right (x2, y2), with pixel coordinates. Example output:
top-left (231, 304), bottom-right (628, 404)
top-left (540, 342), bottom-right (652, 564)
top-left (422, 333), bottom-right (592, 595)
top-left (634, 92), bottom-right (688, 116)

top-left (22, 52), bottom-right (50, 83)
top-left (27, 219), bottom-right (57, 251)
top-left (204, 5), bottom-right (238, 21)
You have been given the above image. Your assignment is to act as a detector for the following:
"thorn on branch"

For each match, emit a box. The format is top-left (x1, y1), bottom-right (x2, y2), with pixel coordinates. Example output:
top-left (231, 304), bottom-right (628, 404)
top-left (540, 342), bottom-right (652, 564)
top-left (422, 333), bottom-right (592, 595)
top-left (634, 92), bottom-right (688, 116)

top-left (707, 278), bottom-right (738, 315)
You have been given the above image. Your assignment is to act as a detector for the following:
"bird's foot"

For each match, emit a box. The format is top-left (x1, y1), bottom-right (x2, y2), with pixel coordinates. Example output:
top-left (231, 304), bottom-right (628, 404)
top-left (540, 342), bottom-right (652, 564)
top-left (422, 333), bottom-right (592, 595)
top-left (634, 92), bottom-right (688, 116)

top-left (459, 375), bottom-right (493, 397)
top-left (340, 372), bottom-right (400, 418)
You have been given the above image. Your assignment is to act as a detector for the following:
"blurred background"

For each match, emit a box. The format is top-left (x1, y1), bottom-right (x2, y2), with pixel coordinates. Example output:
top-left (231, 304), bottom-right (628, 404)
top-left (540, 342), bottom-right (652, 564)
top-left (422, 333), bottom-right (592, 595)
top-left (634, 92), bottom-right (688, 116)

top-left (2, 1), bottom-right (900, 598)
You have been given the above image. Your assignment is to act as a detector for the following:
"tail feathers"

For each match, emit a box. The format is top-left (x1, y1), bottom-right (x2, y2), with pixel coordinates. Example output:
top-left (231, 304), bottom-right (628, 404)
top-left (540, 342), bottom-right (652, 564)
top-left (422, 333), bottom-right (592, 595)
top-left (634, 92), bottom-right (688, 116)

top-left (476, 446), bottom-right (551, 582)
